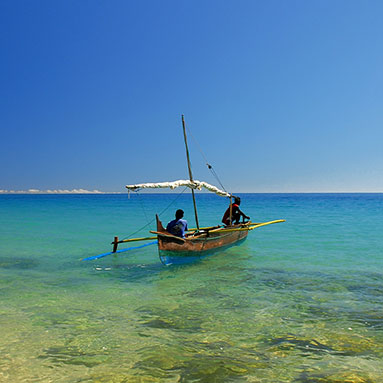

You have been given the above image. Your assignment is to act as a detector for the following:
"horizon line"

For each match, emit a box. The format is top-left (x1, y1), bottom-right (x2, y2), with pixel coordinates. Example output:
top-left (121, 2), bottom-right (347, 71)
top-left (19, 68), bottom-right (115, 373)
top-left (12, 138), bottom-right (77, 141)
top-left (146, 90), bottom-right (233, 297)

top-left (0, 189), bottom-right (382, 195)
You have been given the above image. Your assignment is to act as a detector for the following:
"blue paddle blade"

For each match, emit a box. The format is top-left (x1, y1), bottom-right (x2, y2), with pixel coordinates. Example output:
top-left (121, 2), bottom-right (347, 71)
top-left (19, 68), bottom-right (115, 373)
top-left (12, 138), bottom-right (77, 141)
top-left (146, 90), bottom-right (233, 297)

top-left (82, 240), bottom-right (158, 261)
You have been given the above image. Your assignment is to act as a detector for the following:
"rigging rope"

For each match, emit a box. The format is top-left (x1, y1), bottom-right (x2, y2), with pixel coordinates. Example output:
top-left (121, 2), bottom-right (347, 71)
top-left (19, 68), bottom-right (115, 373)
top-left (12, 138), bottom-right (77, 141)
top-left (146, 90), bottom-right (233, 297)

top-left (185, 125), bottom-right (228, 194)
top-left (120, 187), bottom-right (189, 241)
top-left (136, 191), bottom-right (149, 223)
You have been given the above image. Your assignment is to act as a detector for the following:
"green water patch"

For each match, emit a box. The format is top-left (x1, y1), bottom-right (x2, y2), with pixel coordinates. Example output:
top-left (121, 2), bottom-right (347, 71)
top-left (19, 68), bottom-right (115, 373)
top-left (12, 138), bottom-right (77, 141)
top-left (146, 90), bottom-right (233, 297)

top-left (30, 307), bottom-right (104, 332)
top-left (128, 337), bottom-right (273, 382)
top-left (138, 308), bottom-right (204, 332)
top-left (132, 353), bottom-right (265, 382)
top-left (38, 345), bottom-right (109, 368)
top-left (362, 312), bottom-right (383, 331)
top-left (82, 258), bottom-right (165, 285)
top-left (267, 336), bottom-right (336, 356)
top-left (346, 281), bottom-right (383, 300)
top-left (296, 370), bottom-right (376, 383)
top-left (0, 256), bottom-right (39, 270)
top-left (141, 316), bottom-right (202, 331)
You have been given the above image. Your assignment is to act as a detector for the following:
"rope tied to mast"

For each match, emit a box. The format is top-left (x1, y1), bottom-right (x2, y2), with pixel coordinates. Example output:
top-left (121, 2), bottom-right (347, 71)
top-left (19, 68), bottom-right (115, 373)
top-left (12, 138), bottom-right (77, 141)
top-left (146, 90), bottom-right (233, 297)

top-left (185, 125), bottom-right (228, 194)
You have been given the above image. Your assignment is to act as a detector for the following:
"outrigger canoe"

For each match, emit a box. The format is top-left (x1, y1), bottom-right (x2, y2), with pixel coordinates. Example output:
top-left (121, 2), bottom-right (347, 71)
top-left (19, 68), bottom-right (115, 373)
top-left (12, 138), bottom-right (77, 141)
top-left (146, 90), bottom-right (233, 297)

top-left (87, 115), bottom-right (285, 265)
top-left (153, 214), bottom-right (284, 264)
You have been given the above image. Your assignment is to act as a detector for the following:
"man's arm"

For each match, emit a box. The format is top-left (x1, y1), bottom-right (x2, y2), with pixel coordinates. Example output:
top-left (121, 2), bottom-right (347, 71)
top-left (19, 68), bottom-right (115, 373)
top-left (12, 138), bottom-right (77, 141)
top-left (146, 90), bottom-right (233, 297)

top-left (238, 208), bottom-right (250, 220)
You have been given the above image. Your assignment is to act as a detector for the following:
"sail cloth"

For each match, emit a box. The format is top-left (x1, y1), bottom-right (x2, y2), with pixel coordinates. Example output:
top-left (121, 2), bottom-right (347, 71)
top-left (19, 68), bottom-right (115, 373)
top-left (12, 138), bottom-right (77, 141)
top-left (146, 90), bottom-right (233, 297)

top-left (125, 180), bottom-right (230, 198)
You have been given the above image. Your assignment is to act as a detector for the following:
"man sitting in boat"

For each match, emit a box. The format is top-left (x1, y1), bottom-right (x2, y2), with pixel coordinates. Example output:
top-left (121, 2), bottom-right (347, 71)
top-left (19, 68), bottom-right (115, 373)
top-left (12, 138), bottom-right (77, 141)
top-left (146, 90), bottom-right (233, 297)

top-left (222, 197), bottom-right (250, 226)
top-left (166, 209), bottom-right (188, 238)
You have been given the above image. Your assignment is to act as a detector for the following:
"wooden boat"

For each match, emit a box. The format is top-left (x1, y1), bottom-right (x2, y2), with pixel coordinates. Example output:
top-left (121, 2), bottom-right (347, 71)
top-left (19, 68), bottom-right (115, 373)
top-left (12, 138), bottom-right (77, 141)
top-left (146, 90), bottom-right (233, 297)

top-left (110, 115), bottom-right (285, 265)
top-left (154, 214), bottom-right (249, 264)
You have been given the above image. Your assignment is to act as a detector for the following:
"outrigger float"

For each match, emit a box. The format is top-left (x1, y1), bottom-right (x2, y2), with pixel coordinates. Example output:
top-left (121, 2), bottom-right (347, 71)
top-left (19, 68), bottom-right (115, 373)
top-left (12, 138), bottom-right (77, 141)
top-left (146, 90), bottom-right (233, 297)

top-left (85, 116), bottom-right (285, 265)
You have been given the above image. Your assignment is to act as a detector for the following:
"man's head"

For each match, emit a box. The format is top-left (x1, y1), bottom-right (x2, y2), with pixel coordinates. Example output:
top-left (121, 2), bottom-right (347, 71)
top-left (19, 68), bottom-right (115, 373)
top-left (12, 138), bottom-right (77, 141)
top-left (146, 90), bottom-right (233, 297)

top-left (234, 197), bottom-right (241, 205)
top-left (175, 209), bottom-right (184, 219)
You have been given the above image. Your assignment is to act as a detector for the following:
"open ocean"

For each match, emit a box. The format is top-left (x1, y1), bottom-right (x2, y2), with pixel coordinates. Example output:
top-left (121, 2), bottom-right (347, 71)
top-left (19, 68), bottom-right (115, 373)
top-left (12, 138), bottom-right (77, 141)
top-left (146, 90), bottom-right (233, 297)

top-left (0, 193), bottom-right (382, 382)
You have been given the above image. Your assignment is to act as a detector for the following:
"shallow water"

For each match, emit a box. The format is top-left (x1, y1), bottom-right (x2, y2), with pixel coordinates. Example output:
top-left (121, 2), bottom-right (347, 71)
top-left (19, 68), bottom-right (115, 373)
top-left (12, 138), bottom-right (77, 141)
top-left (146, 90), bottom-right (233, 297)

top-left (0, 193), bottom-right (382, 382)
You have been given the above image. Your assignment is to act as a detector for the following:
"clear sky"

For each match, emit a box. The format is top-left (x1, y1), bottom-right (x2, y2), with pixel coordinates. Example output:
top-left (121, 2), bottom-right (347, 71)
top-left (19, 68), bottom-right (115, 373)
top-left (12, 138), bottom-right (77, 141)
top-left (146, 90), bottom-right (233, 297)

top-left (1, 0), bottom-right (382, 193)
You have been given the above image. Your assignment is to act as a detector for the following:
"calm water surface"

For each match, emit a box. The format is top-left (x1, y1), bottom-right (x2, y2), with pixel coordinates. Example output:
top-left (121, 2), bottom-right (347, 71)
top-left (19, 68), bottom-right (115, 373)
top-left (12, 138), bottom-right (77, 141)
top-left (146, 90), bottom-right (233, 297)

top-left (0, 193), bottom-right (382, 382)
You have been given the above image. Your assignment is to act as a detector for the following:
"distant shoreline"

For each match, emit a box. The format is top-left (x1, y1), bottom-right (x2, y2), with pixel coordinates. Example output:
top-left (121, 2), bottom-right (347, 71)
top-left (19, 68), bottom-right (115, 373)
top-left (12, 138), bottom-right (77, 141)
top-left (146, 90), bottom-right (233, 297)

top-left (0, 191), bottom-right (382, 195)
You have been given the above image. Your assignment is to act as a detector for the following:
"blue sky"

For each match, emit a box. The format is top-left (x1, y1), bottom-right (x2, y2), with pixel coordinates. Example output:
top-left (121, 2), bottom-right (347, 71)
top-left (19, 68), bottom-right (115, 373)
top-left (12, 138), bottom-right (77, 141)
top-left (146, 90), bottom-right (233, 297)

top-left (1, 0), bottom-right (382, 193)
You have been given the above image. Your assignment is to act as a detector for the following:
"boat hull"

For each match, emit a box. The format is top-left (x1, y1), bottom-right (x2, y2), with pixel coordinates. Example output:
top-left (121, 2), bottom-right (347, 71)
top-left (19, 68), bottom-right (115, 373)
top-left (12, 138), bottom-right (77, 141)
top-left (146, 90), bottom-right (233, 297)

top-left (159, 235), bottom-right (248, 265)
top-left (156, 215), bottom-right (248, 265)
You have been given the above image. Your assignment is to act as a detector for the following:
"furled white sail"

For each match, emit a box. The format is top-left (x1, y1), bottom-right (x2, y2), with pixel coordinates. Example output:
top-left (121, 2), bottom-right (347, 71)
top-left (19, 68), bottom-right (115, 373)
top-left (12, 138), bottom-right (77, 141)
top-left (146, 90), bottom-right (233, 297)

top-left (126, 180), bottom-right (230, 197)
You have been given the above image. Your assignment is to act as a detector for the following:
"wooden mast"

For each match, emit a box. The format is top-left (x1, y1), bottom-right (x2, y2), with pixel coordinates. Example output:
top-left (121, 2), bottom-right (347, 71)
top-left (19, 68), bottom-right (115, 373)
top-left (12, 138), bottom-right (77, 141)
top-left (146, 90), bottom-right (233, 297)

top-left (182, 115), bottom-right (200, 230)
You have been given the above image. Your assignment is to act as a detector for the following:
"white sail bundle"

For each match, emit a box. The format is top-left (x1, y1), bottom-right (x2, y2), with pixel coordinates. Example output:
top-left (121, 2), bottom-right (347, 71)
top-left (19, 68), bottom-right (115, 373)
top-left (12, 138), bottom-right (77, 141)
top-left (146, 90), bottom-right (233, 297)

top-left (126, 179), bottom-right (230, 197)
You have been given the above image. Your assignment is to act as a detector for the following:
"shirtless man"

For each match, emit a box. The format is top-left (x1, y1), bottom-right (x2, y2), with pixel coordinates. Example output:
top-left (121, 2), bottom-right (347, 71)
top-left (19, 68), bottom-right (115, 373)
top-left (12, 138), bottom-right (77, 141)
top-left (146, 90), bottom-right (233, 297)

top-left (222, 197), bottom-right (250, 226)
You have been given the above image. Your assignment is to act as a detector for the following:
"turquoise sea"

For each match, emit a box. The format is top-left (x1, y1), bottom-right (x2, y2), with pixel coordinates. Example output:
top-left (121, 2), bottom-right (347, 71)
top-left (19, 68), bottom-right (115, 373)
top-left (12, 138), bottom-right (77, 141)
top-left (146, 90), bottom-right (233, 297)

top-left (0, 193), bottom-right (382, 382)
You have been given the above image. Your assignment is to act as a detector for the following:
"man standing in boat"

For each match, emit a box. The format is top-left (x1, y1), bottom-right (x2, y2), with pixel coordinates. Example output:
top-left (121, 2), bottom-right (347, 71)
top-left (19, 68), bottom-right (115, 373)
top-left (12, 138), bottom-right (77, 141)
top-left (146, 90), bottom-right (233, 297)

top-left (166, 209), bottom-right (188, 238)
top-left (222, 197), bottom-right (250, 226)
